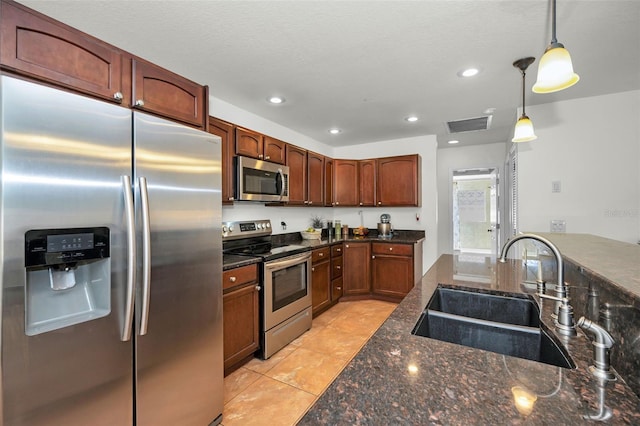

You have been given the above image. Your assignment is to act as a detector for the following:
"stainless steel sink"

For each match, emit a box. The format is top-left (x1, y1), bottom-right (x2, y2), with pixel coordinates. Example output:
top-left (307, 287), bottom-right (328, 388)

top-left (411, 286), bottom-right (575, 369)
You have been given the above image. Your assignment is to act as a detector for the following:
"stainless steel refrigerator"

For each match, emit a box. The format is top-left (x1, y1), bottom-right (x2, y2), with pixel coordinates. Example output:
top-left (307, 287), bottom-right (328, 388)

top-left (0, 75), bottom-right (223, 425)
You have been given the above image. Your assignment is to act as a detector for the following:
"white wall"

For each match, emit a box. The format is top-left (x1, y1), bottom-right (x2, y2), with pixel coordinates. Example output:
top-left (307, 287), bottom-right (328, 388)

top-left (517, 90), bottom-right (640, 244)
top-left (436, 142), bottom-right (508, 255)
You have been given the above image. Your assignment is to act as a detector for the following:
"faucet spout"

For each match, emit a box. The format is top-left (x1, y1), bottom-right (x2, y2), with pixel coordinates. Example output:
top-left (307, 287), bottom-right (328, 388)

top-left (499, 233), bottom-right (576, 337)
top-left (577, 317), bottom-right (616, 381)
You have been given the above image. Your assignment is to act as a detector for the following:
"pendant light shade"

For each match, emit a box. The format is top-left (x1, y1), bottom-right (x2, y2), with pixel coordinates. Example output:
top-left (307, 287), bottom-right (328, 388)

top-left (532, 0), bottom-right (579, 93)
top-left (512, 57), bottom-right (537, 143)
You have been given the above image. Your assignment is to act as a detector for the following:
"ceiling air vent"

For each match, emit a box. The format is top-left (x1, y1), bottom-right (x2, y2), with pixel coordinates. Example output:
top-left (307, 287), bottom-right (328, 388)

top-left (446, 116), bottom-right (492, 134)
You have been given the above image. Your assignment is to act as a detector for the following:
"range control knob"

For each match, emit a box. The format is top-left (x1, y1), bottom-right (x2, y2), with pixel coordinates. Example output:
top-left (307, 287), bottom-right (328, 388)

top-left (228, 225), bottom-right (234, 232)
top-left (265, 222), bottom-right (271, 228)
top-left (222, 226), bottom-right (228, 233)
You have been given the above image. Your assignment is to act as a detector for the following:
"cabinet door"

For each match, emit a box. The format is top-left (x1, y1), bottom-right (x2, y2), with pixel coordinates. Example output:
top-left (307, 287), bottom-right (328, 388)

top-left (286, 145), bottom-right (308, 205)
top-left (358, 159), bottom-right (376, 207)
top-left (372, 253), bottom-right (414, 300)
top-left (209, 117), bottom-right (235, 204)
top-left (0, 1), bottom-right (124, 103)
top-left (311, 259), bottom-right (331, 316)
top-left (132, 58), bottom-right (206, 128)
top-left (235, 127), bottom-right (264, 159)
top-left (376, 154), bottom-right (420, 206)
top-left (342, 242), bottom-right (371, 296)
top-left (307, 151), bottom-right (325, 206)
top-left (324, 158), bottom-right (334, 206)
top-left (223, 284), bottom-right (259, 372)
top-left (263, 136), bottom-right (287, 164)
top-left (333, 160), bottom-right (359, 207)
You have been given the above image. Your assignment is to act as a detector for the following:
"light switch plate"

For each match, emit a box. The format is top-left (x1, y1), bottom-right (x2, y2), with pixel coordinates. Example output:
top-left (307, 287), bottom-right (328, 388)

top-left (552, 181), bottom-right (561, 193)
top-left (550, 220), bottom-right (566, 233)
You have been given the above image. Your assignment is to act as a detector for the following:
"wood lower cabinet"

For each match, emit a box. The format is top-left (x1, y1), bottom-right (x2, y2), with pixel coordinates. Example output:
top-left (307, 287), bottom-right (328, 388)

top-left (311, 247), bottom-right (332, 317)
top-left (342, 242), bottom-right (371, 297)
top-left (333, 160), bottom-right (359, 207)
top-left (376, 154), bottom-right (421, 207)
top-left (371, 242), bottom-right (415, 300)
top-left (331, 244), bottom-right (343, 301)
top-left (223, 264), bottom-right (260, 375)
top-left (208, 117), bottom-right (235, 204)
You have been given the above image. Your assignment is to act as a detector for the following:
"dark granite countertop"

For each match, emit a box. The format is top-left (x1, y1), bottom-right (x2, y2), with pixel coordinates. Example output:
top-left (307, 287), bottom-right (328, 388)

top-left (222, 254), bottom-right (262, 271)
top-left (299, 254), bottom-right (640, 425)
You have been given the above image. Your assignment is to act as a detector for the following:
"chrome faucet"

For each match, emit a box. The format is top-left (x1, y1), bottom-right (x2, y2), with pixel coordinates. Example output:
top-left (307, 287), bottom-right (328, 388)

top-left (577, 317), bottom-right (616, 381)
top-left (499, 233), bottom-right (576, 336)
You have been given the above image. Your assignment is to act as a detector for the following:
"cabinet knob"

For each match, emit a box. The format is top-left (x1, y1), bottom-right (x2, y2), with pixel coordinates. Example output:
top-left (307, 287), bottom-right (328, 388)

top-left (258, 154), bottom-right (264, 159)
top-left (319, 253), bottom-right (324, 257)
top-left (389, 247), bottom-right (393, 251)
top-left (113, 92), bottom-right (123, 102)
top-left (308, 201), bottom-right (313, 205)
top-left (265, 155), bottom-right (270, 160)
top-left (336, 248), bottom-right (341, 252)
top-left (336, 202), bottom-right (339, 205)
top-left (229, 276), bottom-right (237, 282)
top-left (304, 201), bottom-right (309, 204)
top-left (372, 255), bottom-right (376, 259)
top-left (229, 197), bottom-right (235, 201)
top-left (345, 244), bottom-right (349, 248)
top-left (359, 202), bottom-right (363, 206)
top-left (135, 99), bottom-right (145, 107)
top-left (336, 287), bottom-right (342, 290)
top-left (312, 267), bottom-right (315, 272)
top-left (336, 265), bottom-right (341, 269)
top-left (255, 285), bottom-right (261, 291)
top-left (378, 201), bottom-right (382, 205)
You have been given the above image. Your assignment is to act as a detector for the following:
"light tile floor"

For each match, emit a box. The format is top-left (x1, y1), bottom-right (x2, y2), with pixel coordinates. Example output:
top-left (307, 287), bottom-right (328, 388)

top-left (221, 300), bottom-right (397, 426)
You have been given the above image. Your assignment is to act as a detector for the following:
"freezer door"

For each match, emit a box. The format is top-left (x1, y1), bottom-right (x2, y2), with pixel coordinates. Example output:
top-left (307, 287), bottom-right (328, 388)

top-left (0, 76), bottom-right (133, 424)
top-left (133, 112), bottom-right (223, 425)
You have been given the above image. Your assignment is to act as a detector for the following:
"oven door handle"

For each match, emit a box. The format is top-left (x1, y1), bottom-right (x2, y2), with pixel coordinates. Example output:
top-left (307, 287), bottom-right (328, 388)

top-left (265, 252), bottom-right (311, 271)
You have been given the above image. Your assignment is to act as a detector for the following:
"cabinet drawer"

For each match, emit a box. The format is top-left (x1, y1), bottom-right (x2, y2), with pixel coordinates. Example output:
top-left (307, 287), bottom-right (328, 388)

top-left (223, 263), bottom-right (258, 291)
top-left (312, 247), bottom-right (330, 264)
top-left (332, 276), bottom-right (343, 300)
top-left (371, 242), bottom-right (413, 256)
top-left (331, 256), bottom-right (343, 279)
top-left (331, 244), bottom-right (343, 257)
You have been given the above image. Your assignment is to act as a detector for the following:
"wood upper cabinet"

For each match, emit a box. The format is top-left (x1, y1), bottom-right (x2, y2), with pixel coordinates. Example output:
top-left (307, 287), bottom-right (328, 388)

top-left (324, 158), bottom-right (334, 207)
top-left (263, 136), bottom-right (287, 164)
top-left (371, 242), bottom-right (414, 301)
top-left (342, 242), bottom-right (371, 296)
top-left (0, 0), bottom-right (124, 103)
top-left (376, 154), bottom-right (421, 207)
top-left (222, 264), bottom-right (260, 374)
top-left (307, 151), bottom-right (325, 206)
top-left (131, 58), bottom-right (206, 128)
top-left (311, 247), bottom-right (331, 317)
top-left (208, 117), bottom-right (235, 204)
top-left (358, 159), bottom-right (376, 207)
top-left (235, 127), bottom-right (263, 159)
top-left (286, 145), bottom-right (308, 205)
top-left (333, 160), bottom-right (359, 207)
top-left (235, 129), bottom-right (286, 164)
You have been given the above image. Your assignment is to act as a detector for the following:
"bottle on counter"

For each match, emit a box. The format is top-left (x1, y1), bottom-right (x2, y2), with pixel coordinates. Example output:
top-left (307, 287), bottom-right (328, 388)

top-left (334, 220), bottom-right (341, 236)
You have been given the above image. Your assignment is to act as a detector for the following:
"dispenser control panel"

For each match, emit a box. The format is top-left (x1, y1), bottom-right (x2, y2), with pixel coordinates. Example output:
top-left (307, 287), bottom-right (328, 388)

top-left (25, 227), bottom-right (110, 267)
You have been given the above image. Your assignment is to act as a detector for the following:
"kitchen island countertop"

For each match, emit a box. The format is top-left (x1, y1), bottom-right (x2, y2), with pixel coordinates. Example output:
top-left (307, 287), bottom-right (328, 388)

top-left (299, 253), bottom-right (640, 424)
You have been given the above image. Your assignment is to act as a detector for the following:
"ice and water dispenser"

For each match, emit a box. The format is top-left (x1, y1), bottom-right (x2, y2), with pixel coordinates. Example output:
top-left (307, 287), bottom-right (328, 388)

top-left (24, 227), bottom-right (111, 335)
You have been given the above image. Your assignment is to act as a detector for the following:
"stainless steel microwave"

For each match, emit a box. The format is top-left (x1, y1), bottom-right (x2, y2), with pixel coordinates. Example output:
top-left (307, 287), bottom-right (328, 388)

top-left (236, 156), bottom-right (289, 202)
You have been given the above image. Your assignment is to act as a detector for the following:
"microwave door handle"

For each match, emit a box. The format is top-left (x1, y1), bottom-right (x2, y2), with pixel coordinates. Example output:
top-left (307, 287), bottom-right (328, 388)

top-left (276, 169), bottom-right (284, 197)
top-left (121, 175), bottom-right (136, 342)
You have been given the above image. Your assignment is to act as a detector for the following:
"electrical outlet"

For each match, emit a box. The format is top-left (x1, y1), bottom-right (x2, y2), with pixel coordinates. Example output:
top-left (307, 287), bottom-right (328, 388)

top-left (552, 181), bottom-right (561, 193)
top-left (550, 220), bottom-right (566, 233)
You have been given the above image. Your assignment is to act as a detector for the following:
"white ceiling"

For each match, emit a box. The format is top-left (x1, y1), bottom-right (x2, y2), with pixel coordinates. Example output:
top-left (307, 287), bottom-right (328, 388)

top-left (19, 1), bottom-right (640, 148)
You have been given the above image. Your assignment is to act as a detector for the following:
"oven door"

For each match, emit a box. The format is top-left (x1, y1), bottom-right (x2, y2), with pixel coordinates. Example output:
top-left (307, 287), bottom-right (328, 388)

top-left (263, 251), bottom-right (311, 330)
top-left (236, 156), bottom-right (289, 202)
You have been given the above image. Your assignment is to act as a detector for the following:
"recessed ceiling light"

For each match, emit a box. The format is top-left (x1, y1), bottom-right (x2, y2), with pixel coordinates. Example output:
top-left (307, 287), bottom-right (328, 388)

top-left (268, 96), bottom-right (285, 104)
top-left (329, 128), bottom-right (342, 135)
top-left (458, 68), bottom-right (480, 78)
top-left (405, 116), bottom-right (419, 122)
top-left (448, 140), bottom-right (460, 144)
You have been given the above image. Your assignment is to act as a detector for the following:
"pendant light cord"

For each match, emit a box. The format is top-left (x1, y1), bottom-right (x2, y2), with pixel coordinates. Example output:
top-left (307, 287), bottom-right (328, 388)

top-left (551, 0), bottom-right (558, 44)
top-left (521, 69), bottom-right (527, 116)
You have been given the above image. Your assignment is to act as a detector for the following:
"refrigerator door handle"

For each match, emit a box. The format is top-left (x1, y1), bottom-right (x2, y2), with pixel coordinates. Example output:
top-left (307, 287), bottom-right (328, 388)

top-left (138, 176), bottom-right (152, 336)
top-left (121, 175), bottom-right (136, 342)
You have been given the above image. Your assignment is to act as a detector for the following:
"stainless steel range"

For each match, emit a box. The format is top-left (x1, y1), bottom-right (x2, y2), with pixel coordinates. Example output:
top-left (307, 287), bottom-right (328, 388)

top-left (222, 220), bottom-right (312, 359)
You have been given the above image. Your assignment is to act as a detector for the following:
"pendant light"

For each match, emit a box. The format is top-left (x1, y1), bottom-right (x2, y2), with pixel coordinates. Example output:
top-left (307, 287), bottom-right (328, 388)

top-left (513, 57), bottom-right (537, 143)
top-left (532, 0), bottom-right (579, 93)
